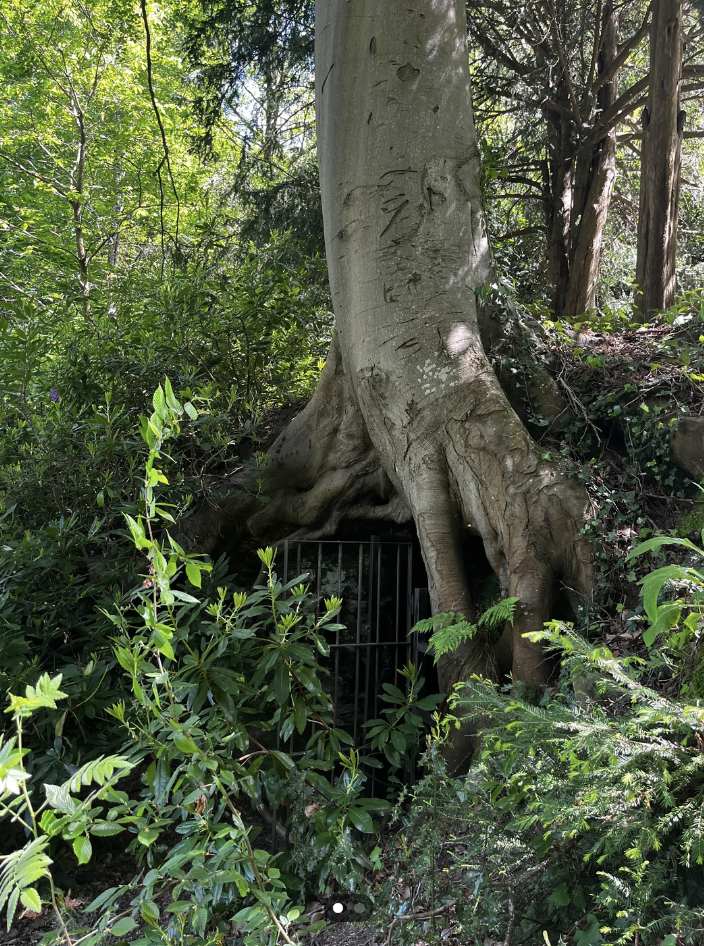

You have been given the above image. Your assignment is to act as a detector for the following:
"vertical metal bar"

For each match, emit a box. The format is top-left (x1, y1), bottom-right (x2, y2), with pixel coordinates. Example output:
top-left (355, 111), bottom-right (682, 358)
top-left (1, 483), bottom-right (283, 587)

top-left (395, 544), bottom-right (401, 644)
top-left (372, 543), bottom-right (382, 797)
top-left (316, 541), bottom-right (323, 617)
top-left (353, 543), bottom-right (363, 745)
top-left (274, 542), bottom-right (289, 849)
top-left (407, 544), bottom-right (414, 665)
top-left (363, 537), bottom-right (376, 736)
top-left (333, 543), bottom-right (342, 728)
top-left (308, 542), bottom-right (323, 743)
top-left (292, 541), bottom-right (302, 762)
top-left (407, 544), bottom-right (416, 787)
top-left (373, 543), bottom-right (382, 722)
top-left (274, 660), bottom-right (282, 851)
top-left (395, 545), bottom-right (402, 693)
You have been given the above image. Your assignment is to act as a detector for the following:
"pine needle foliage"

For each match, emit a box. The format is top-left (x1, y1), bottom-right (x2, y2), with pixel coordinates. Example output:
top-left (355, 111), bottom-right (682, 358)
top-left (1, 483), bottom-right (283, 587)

top-left (412, 598), bottom-right (518, 664)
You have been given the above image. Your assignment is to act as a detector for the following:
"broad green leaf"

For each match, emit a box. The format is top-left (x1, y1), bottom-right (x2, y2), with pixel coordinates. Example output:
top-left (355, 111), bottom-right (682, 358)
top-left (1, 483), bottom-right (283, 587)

top-left (185, 562), bottom-right (202, 588)
top-left (173, 732), bottom-right (198, 755)
top-left (73, 836), bottom-right (92, 865)
top-left (90, 822), bottom-right (124, 837)
top-left (546, 883), bottom-right (571, 907)
top-left (19, 888), bottom-right (41, 914)
top-left (347, 806), bottom-right (374, 833)
top-left (140, 900), bottom-right (160, 924)
top-left (111, 917), bottom-right (138, 936)
top-left (273, 663), bottom-right (290, 705)
top-left (85, 887), bottom-right (122, 913)
top-left (138, 828), bottom-right (160, 847)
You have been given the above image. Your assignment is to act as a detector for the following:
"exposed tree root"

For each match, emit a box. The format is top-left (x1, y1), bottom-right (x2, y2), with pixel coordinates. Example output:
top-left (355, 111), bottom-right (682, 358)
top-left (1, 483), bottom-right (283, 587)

top-left (182, 0), bottom-right (704, 775)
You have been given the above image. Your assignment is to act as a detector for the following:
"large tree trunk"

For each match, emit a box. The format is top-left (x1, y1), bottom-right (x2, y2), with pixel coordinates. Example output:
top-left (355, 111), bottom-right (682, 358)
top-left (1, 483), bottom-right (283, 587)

top-left (635, 0), bottom-right (683, 318)
top-left (313, 2), bottom-right (591, 685)
top-left (545, 88), bottom-right (574, 319)
top-left (196, 0), bottom-right (593, 769)
top-left (562, 2), bottom-right (619, 320)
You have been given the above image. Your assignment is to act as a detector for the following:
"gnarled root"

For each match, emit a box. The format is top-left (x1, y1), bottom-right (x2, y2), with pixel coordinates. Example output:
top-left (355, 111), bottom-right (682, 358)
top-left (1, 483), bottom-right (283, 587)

top-left (188, 337), bottom-right (592, 762)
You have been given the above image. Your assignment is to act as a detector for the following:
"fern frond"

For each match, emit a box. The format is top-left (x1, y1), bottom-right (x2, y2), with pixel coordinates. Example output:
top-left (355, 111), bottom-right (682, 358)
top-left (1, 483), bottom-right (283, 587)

top-left (413, 600), bottom-right (517, 665)
top-left (0, 838), bottom-right (52, 930)
top-left (427, 621), bottom-right (478, 664)
top-left (411, 612), bottom-right (460, 637)
top-left (478, 597), bottom-right (519, 630)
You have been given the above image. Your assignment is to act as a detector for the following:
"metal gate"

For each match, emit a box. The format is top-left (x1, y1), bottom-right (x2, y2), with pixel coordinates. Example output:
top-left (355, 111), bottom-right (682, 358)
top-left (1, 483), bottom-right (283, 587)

top-left (265, 537), bottom-right (431, 845)
top-left (281, 536), bottom-right (428, 747)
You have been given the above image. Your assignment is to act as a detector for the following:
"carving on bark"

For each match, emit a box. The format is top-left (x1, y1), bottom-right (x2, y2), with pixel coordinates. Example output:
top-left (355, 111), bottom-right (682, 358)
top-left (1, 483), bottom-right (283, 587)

top-left (188, 1), bottom-right (600, 771)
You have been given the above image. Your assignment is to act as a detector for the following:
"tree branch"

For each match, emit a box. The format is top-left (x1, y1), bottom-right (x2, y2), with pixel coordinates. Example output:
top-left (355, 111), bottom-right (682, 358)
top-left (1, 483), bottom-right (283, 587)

top-left (593, 74), bottom-right (649, 139)
top-left (544, 0), bottom-right (583, 126)
top-left (0, 151), bottom-right (67, 197)
top-left (592, 4), bottom-right (651, 95)
top-left (140, 0), bottom-right (181, 260)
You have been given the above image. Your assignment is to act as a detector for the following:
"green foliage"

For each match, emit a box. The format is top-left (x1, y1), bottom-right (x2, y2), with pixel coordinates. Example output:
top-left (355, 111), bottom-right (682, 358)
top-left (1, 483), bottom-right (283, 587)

top-left (384, 541), bottom-right (704, 946)
top-left (626, 533), bottom-right (704, 649)
top-left (385, 622), bottom-right (704, 944)
top-left (0, 673), bottom-right (134, 932)
top-left (0, 229), bottom-right (331, 787)
top-left (362, 663), bottom-right (444, 774)
top-left (0, 383), bottom-right (442, 945)
top-left (413, 598), bottom-right (518, 664)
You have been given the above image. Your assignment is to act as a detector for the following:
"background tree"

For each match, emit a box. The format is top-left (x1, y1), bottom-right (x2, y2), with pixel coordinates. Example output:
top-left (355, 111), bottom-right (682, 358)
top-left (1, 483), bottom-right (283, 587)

top-left (635, 0), bottom-right (684, 317)
top-left (467, 0), bottom-right (653, 319)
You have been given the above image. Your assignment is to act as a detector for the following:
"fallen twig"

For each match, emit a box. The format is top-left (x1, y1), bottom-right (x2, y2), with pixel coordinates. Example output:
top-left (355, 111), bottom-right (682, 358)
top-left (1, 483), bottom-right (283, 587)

top-left (386, 899), bottom-right (457, 946)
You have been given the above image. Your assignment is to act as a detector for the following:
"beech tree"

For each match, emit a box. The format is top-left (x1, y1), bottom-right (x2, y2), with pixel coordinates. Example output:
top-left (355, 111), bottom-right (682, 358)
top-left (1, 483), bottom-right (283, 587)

top-left (189, 0), bottom-right (593, 763)
top-left (182, 0), bottom-right (704, 770)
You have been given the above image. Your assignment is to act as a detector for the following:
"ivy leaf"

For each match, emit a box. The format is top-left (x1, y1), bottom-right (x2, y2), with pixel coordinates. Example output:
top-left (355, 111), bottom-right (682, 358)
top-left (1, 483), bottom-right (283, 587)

top-left (574, 915), bottom-right (603, 946)
top-left (546, 883), bottom-right (571, 907)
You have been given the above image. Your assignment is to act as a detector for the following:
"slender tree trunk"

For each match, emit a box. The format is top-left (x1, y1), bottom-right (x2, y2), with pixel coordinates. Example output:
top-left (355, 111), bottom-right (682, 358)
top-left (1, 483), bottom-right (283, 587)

top-left (635, 0), bottom-right (683, 318)
top-left (70, 106), bottom-right (90, 316)
top-left (107, 160), bottom-right (124, 319)
top-left (545, 70), bottom-right (574, 318)
top-left (562, 2), bottom-right (619, 320)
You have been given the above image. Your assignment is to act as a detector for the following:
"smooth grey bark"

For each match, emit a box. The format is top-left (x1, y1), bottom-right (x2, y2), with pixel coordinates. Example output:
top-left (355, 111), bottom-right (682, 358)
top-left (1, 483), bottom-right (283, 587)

top-left (312, 1), bottom-right (592, 695)
top-left (191, 1), bottom-right (593, 770)
top-left (635, 0), bottom-right (683, 318)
